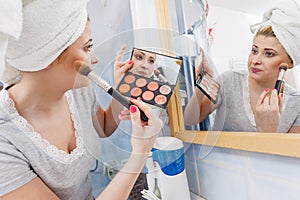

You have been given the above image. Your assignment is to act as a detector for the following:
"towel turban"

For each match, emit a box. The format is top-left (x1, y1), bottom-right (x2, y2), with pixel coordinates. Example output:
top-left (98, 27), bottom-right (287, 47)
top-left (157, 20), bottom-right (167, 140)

top-left (0, 0), bottom-right (89, 87)
top-left (252, 0), bottom-right (300, 66)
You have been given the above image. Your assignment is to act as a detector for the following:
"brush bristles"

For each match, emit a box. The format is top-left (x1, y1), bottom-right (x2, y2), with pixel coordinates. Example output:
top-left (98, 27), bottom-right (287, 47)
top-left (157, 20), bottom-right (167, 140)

top-left (279, 64), bottom-right (288, 71)
top-left (74, 61), bottom-right (92, 76)
top-left (153, 69), bottom-right (160, 76)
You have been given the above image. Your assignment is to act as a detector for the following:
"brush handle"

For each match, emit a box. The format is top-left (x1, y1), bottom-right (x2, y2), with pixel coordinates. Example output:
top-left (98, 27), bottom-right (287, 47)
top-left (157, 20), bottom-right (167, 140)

top-left (108, 88), bottom-right (149, 122)
top-left (274, 80), bottom-right (283, 95)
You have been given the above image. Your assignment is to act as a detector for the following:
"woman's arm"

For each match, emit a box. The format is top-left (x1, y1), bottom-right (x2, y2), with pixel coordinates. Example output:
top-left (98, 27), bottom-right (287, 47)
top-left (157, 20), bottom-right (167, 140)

top-left (97, 99), bottom-right (163, 200)
top-left (184, 87), bottom-right (218, 125)
top-left (288, 126), bottom-right (300, 133)
top-left (1, 177), bottom-right (59, 200)
top-left (93, 45), bottom-right (133, 137)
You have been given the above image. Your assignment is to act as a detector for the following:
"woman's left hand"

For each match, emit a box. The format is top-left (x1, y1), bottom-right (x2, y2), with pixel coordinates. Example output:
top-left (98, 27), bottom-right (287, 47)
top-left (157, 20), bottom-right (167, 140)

top-left (254, 88), bottom-right (283, 132)
top-left (114, 44), bottom-right (133, 86)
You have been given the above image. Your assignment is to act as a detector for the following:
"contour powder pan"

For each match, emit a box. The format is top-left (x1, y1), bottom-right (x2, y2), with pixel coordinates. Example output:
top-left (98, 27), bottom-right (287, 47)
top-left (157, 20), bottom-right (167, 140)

top-left (117, 72), bottom-right (174, 109)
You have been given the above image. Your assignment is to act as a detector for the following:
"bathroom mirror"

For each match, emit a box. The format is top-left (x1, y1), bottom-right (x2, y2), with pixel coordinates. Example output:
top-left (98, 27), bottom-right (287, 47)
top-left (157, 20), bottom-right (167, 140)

top-left (159, 0), bottom-right (300, 157)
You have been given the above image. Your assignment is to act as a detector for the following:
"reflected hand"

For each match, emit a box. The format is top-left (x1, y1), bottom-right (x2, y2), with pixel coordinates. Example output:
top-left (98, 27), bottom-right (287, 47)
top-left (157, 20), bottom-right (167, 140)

top-left (129, 98), bottom-right (163, 154)
top-left (118, 109), bottom-right (130, 121)
top-left (254, 88), bottom-right (283, 132)
top-left (195, 48), bottom-right (213, 76)
top-left (114, 44), bottom-right (133, 86)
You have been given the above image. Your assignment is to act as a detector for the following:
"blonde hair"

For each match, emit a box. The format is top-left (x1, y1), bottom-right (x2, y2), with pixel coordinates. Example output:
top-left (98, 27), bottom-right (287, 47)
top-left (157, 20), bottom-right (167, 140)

top-left (255, 25), bottom-right (293, 63)
top-left (255, 25), bottom-right (276, 37)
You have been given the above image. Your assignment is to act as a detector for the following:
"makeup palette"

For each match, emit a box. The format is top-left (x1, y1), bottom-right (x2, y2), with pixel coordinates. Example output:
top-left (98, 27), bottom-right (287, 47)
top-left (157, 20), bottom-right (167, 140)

top-left (117, 72), bottom-right (175, 108)
top-left (195, 70), bottom-right (220, 104)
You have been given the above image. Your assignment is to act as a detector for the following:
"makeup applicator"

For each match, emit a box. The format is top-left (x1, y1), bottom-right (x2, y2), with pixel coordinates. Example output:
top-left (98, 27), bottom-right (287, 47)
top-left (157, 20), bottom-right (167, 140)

top-left (274, 64), bottom-right (288, 94)
top-left (74, 61), bottom-right (148, 122)
top-left (154, 69), bottom-right (168, 83)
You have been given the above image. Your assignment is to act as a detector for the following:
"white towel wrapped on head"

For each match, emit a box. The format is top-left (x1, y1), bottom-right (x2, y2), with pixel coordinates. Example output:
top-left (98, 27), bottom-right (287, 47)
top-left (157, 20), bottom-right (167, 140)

top-left (253, 0), bottom-right (300, 67)
top-left (0, 0), bottom-right (22, 40)
top-left (0, 0), bottom-right (89, 87)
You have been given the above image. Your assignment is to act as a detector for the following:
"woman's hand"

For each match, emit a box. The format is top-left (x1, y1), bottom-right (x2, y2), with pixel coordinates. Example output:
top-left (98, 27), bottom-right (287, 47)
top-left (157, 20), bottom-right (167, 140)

top-left (195, 48), bottom-right (213, 76)
top-left (129, 98), bottom-right (163, 154)
top-left (114, 44), bottom-right (133, 86)
top-left (254, 88), bottom-right (283, 132)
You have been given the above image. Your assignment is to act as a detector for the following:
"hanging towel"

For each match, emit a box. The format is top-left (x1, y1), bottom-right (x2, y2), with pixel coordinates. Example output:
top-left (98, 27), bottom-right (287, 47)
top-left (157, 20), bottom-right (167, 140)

top-left (1, 0), bottom-right (89, 87)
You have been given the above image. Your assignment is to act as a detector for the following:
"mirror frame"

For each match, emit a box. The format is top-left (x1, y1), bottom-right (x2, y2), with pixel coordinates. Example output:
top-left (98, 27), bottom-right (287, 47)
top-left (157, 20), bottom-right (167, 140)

top-left (156, 0), bottom-right (300, 159)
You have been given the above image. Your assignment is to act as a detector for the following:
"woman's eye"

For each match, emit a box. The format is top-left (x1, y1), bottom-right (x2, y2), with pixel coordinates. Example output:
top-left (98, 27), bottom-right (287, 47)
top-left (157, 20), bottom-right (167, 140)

top-left (134, 53), bottom-right (143, 60)
top-left (148, 59), bottom-right (155, 64)
top-left (251, 49), bottom-right (258, 54)
top-left (265, 52), bottom-right (274, 57)
top-left (85, 44), bottom-right (94, 51)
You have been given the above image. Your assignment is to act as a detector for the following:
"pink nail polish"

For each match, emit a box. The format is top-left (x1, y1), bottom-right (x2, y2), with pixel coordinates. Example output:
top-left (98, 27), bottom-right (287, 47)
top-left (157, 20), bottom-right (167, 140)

top-left (130, 106), bottom-right (137, 113)
top-left (265, 88), bottom-right (270, 92)
top-left (128, 60), bottom-right (133, 65)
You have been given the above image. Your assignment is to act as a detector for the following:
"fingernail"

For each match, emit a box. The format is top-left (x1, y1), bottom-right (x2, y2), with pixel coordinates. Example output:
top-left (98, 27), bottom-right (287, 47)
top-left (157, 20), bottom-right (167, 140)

top-left (130, 106), bottom-right (137, 113)
top-left (281, 93), bottom-right (284, 98)
top-left (272, 88), bottom-right (276, 91)
top-left (128, 60), bottom-right (133, 65)
top-left (137, 97), bottom-right (142, 101)
top-left (265, 88), bottom-right (270, 92)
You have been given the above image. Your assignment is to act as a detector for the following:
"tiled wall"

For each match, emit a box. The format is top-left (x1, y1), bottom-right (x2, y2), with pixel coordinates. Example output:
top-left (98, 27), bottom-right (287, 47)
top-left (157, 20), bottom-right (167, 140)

top-left (185, 143), bottom-right (300, 200)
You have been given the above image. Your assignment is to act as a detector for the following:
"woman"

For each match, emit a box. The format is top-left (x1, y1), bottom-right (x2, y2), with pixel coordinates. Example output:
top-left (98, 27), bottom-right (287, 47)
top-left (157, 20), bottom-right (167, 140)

top-left (0, 1), bottom-right (163, 199)
top-left (184, 0), bottom-right (300, 133)
top-left (130, 48), bottom-right (157, 78)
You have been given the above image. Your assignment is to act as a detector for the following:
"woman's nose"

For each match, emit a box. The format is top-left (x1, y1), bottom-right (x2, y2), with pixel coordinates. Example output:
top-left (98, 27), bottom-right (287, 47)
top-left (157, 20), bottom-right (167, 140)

top-left (251, 53), bottom-right (262, 64)
top-left (91, 51), bottom-right (99, 64)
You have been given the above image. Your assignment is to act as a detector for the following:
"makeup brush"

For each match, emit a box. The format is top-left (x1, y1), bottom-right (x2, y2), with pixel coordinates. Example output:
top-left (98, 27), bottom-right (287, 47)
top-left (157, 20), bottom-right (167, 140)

top-left (154, 69), bottom-right (168, 83)
top-left (274, 64), bottom-right (288, 95)
top-left (74, 61), bottom-right (148, 122)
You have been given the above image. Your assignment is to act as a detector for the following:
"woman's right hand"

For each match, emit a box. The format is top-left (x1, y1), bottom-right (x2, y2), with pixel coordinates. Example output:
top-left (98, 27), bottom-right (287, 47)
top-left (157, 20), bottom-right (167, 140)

top-left (254, 88), bottom-right (283, 132)
top-left (129, 98), bottom-right (163, 154)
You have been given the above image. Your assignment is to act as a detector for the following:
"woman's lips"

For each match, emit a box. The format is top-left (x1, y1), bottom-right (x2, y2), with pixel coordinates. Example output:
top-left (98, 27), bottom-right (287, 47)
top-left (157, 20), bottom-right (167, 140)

top-left (137, 71), bottom-right (147, 76)
top-left (251, 68), bottom-right (262, 73)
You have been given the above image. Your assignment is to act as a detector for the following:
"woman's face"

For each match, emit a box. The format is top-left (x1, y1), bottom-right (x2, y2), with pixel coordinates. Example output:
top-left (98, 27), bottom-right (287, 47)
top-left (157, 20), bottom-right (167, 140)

top-left (55, 21), bottom-right (99, 89)
top-left (130, 49), bottom-right (156, 78)
top-left (247, 35), bottom-right (293, 83)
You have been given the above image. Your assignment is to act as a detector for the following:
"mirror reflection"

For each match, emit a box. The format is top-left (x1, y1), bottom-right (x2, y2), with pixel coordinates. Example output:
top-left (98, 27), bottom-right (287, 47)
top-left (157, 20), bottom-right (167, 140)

top-left (116, 48), bottom-right (182, 109)
top-left (130, 48), bottom-right (182, 85)
top-left (183, 25), bottom-right (300, 134)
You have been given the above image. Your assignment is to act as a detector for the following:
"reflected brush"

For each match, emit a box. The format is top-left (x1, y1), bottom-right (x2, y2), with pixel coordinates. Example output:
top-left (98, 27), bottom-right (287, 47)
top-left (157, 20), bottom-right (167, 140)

top-left (154, 69), bottom-right (168, 83)
top-left (274, 64), bottom-right (288, 94)
top-left (74, 61), bottom-right (148, 122)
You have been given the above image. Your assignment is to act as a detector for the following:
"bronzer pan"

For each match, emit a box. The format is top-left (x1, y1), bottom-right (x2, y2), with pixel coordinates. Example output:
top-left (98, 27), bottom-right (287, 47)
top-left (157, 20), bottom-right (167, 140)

top-left (117, 72), bottom-right (174, 108)
top-left (117, 48), bottom-right (182, 108)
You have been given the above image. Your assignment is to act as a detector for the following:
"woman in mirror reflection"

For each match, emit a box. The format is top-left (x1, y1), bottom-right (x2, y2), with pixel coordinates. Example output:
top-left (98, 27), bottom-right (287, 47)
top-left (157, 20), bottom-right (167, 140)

top-left (130, 48), bottom-right (157, 78)
top-left (184, 0), bottom-right (300, 133)
top-left (0, 1), bottom-right (163, 199)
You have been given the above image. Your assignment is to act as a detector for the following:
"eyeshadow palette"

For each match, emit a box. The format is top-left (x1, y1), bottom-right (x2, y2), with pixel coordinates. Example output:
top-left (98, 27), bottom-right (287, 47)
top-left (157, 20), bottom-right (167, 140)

top-left (117, 72), bottom-right (175, 109)
top-left (195, 70), bottom-right (220, 104)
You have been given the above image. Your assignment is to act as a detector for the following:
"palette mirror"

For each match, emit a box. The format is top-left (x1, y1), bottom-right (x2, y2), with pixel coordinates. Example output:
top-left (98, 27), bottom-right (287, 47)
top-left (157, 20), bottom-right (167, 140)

top-left (116, 48), bottom-right (183, 109)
